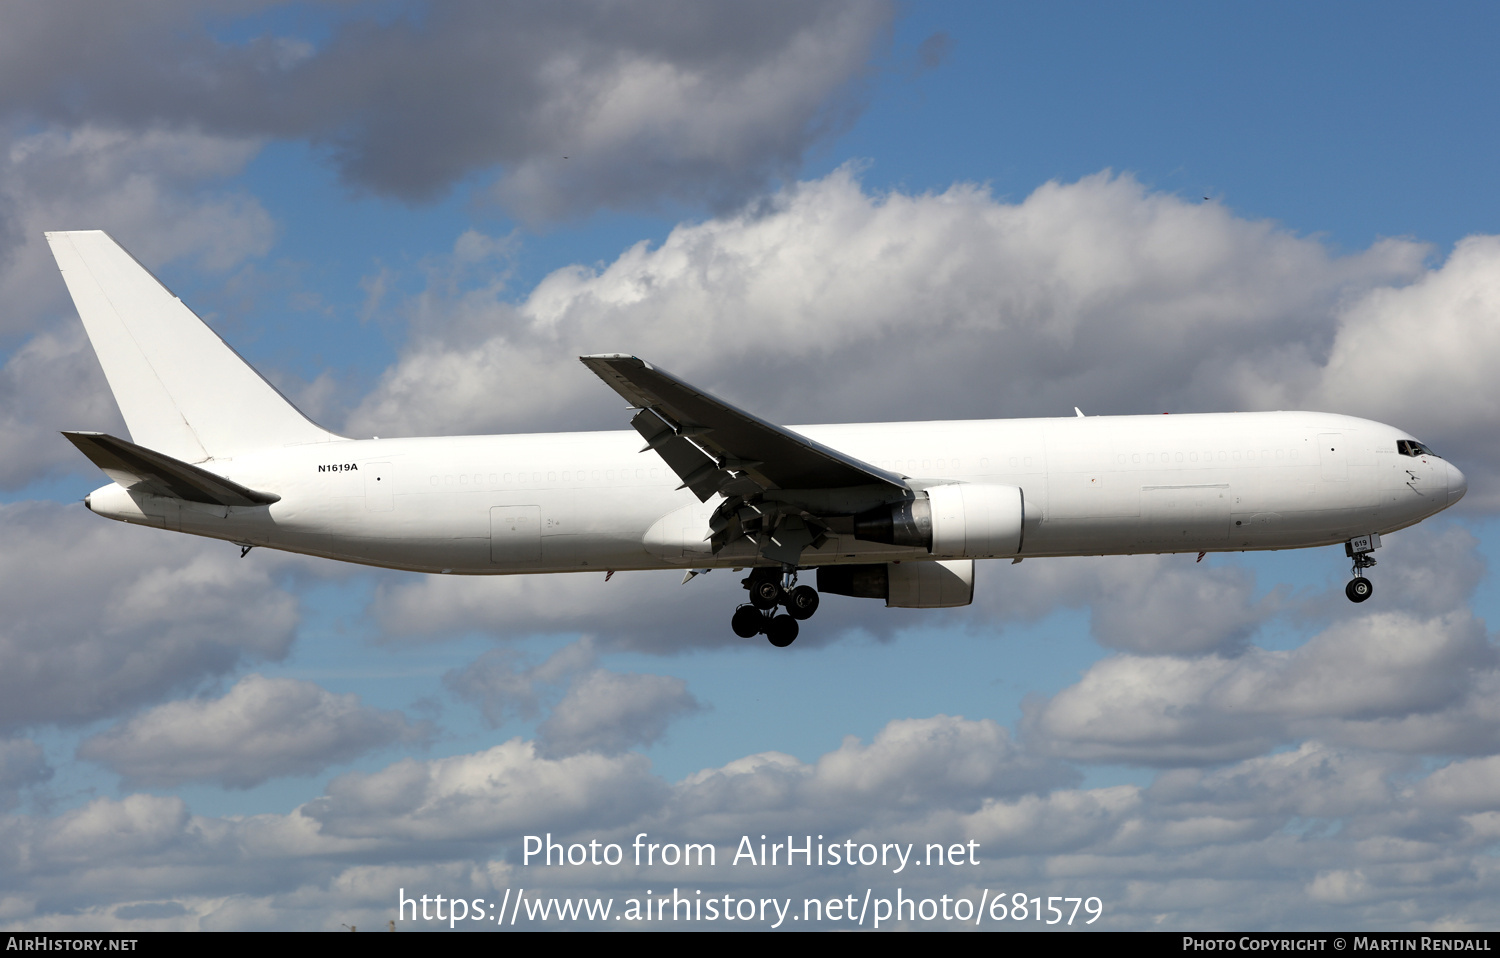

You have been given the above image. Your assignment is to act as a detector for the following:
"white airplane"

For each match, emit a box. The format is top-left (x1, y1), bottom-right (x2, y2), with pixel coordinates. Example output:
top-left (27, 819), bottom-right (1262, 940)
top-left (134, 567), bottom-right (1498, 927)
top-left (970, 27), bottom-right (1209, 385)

top-left (48, 231), bottom-right (1466, 647)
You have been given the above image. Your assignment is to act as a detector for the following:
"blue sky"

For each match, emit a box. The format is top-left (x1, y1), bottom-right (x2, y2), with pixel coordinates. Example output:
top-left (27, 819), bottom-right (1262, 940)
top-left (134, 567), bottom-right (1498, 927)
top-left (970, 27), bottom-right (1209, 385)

top-left (1, 1), bottom-right (1498, 931)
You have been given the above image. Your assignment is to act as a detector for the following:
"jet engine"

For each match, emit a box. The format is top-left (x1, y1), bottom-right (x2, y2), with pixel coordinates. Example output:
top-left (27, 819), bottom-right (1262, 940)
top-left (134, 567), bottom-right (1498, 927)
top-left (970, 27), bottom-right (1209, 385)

top-left (852, 483), bottom-right (1024, 558)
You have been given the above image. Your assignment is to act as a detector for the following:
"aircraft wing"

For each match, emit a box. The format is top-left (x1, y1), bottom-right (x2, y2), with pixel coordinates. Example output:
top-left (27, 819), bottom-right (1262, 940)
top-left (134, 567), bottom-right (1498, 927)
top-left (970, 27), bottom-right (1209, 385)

top-left (63, 431), bottom-right (280, 507)
top-left (580, 354), bottom-right (906, 501)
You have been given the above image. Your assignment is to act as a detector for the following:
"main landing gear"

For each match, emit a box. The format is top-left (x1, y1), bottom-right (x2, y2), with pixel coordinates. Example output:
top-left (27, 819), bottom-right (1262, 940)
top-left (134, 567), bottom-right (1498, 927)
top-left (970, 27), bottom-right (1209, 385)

top-left (1344, 534), bottom-right (1381, 603)
top-left (731, 567), bottom-right (820, 647)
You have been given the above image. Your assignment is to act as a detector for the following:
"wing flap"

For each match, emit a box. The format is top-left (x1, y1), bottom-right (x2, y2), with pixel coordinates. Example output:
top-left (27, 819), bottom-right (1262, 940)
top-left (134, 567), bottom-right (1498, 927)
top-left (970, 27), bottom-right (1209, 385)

top-left (630, 408), bottom-right (724, 501)
top-left (63, 431), bottom-right (280, 507)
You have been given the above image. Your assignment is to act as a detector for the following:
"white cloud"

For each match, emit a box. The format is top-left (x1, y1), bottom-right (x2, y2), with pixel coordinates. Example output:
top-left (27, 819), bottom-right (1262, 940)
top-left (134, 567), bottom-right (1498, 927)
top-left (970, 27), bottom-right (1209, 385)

top-left (1023, 610), bottom-right (1498, 765)
top-left (442, 640), bottom-right (704, 755)
top-left (0, 124), bottom-right (272, 337)
top-left (0, 502), bottom-right (298, 731)
top-left (303, 740), bottom-right (666, 842)
top-left (0, 326), bottom-right (124, 488)
top-left (5, 713), bottom-right (1500, 930)
top-left (347, 168), bottom-right (1500, 512)
top-left (0, 739), bottom-right (51, 810)
top-left (0, 2), bottom-right (893, 218)
top-left (348, 168), bottom-right (1425, 438)
top-left (1310, 235), bottom-right (1500, 487)
top-left (78, 675), bottom-right (432, 789)
top-left (0, 124), bottom-right (274, 488)
top-left (537, 670), bottom-right (704, 757)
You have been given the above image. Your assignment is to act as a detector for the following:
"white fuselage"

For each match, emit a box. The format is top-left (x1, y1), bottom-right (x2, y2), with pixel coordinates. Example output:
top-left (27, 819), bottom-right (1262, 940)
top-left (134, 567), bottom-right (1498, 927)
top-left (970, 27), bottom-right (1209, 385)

top-left (85, 411), bottom-right (1464, 574)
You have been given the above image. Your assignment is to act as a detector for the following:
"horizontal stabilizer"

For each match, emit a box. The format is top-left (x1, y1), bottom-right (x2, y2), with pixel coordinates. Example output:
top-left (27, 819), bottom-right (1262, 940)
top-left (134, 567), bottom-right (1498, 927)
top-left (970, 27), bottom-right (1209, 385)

top-left (63, 431), bottom-right (280, 507)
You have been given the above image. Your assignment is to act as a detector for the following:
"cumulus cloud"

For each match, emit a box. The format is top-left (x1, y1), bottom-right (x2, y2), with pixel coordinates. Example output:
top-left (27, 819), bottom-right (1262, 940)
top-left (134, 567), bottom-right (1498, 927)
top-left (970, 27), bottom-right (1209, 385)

top-left (729, 715), bottom-right (1076, 815)
top-left (348, 168), bottom-right (1425, 437)
top-left (444, 641), bottom-right (703, 756)
top-left (443, 640), bottom-right (601, 726)
top-left (0, 1), bottom-right (893, 218)
top-left (0, 125), bottom-right (275, 488)
top-left (346, 168), bottom-right (1500, 510)
top-left (304, 739), bottom-right (666, 841)
top-left (381, 569), bottom-right (772, 651)
top-left (78, 675), bottom-right (432, 789)
top-left (1309, 235), bottom-right (1500, 492)
top-left (537, 670), bottom-right (703, 757)
top-left (1023, 609), bottom-right (1499, 765)
top-left (0, 739), bottom-right (51, 810)
top-left (5, 714), bottom-right (1500, 930)
top-left (0, 502), bottom-right (298, 731)
top-left (0, 327), bottom-right (125, 488)
top-left (0, 124), bottom-right (272, 337)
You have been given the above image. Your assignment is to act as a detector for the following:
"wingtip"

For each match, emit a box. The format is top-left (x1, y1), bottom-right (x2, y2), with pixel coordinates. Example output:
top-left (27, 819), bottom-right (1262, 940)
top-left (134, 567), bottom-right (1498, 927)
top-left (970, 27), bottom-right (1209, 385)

top-left (580, 353), bottom-right (652, 369)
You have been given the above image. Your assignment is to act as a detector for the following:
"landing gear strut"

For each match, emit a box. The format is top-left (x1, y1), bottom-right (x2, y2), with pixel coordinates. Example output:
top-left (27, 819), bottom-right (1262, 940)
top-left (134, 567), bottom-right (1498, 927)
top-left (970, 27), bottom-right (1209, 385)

top-left (1344, 534), bottom-right (1380, 603)
top-left (732, 567), bottom-right (819, 646)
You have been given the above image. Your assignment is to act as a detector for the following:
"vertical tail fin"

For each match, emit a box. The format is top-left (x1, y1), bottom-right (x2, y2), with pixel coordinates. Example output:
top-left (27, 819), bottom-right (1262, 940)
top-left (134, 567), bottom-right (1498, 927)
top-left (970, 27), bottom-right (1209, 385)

top-left (46, 230), bottom-right (340, 461)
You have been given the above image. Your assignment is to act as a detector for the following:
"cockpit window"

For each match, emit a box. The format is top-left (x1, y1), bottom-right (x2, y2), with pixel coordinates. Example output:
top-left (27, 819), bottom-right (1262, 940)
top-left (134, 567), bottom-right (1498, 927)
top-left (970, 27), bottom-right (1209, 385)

top-left (1397, 439), bottom-right (1441, 459)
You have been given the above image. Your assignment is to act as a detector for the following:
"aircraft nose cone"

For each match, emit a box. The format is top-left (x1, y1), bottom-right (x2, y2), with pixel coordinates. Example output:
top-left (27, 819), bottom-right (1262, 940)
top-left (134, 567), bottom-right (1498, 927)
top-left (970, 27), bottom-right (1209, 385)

top-left (1448, 462), bottom-right (1467, 506)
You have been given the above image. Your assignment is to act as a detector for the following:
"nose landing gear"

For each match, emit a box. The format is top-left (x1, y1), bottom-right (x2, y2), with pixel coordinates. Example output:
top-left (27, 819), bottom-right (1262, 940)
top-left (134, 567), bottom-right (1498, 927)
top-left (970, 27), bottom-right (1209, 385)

top-left (732, 567), bottom-right (818, 646)
top-left (1344, 534), bottom-right (1381, 603)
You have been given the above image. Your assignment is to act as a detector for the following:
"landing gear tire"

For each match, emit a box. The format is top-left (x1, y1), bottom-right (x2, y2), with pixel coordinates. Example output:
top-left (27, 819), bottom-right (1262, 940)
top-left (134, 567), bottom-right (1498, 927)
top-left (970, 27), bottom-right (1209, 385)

top-left (749, 578), bottom-right (782, 610)
top-left (786, 585), bottom-right (820, 620)
top-left (731, 604), bottom-right (765, 638)
top-left (765, 614), bottom-right (799, 648)
top-left (1346, 577), bottom-right (1373, 603)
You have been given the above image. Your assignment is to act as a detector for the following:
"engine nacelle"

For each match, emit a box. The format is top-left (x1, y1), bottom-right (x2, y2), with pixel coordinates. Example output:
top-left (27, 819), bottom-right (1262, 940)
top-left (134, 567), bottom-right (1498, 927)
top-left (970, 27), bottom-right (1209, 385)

top-left (926, 483), bottom-right (1024, 558)
top-left (853, 484), bottom-right (1024, 558)
top-left (817, 560), bottom-right (974, 608)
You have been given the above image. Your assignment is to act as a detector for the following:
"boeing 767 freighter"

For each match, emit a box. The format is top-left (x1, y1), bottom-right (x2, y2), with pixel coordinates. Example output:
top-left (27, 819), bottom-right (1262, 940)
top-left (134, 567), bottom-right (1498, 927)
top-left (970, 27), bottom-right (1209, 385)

top-left (47, 231), bottom-right (1466, 646)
